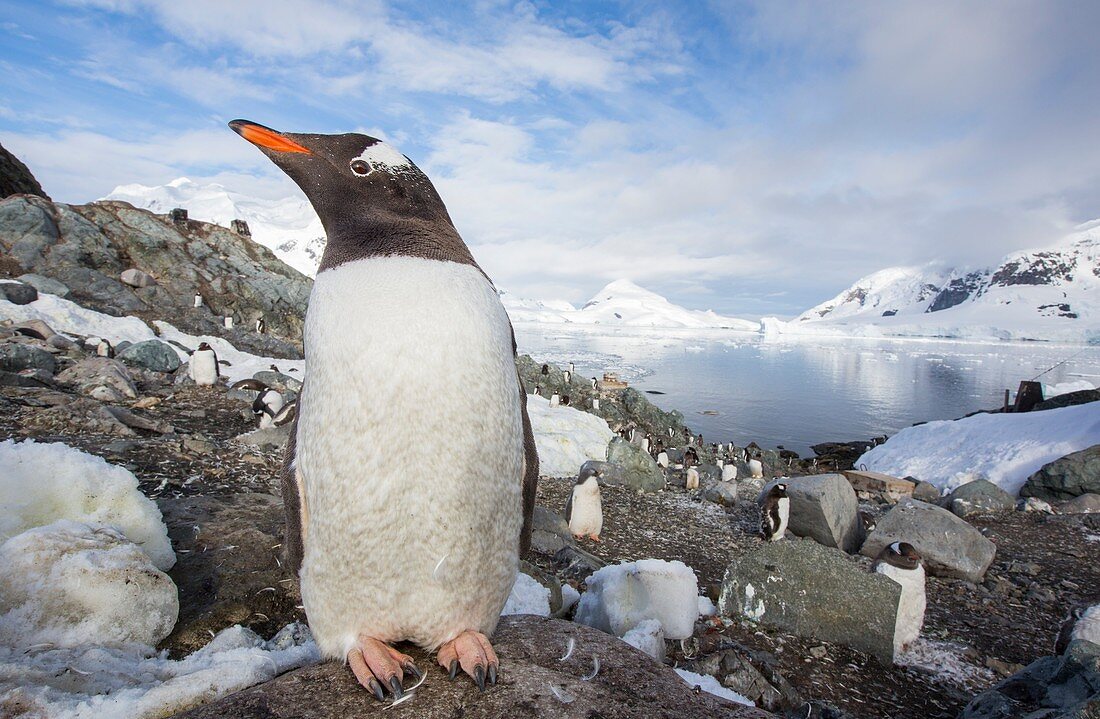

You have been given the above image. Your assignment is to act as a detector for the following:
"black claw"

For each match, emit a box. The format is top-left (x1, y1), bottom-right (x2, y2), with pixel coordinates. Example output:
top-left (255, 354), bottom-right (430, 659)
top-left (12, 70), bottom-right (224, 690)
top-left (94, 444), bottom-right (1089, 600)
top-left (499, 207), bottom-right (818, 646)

top-left (404, 661), bottom-right (422, 679)
top-left (488, 664), bottom-right (497, 685)
top-left (448, 659), bottom-right (459, 680)
top-left (389, 676), bottom-right (404, 699)
top-left (474, 664), bottom-right (486, 691)
top-left (368, 678), bottom-right (385, 701)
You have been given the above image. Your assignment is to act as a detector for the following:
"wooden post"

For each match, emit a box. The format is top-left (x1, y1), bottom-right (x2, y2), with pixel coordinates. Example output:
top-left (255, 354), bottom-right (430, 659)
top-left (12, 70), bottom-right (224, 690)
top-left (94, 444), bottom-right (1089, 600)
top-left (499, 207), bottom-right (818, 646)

top-left (1004, 389), bottom-right (1011, 412)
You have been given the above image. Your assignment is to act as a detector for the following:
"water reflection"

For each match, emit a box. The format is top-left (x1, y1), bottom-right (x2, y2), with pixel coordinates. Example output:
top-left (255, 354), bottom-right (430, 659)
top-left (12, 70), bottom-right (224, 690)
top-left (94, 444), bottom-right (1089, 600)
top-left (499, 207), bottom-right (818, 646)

top-left (512, 325), bottom-right (1100, 457)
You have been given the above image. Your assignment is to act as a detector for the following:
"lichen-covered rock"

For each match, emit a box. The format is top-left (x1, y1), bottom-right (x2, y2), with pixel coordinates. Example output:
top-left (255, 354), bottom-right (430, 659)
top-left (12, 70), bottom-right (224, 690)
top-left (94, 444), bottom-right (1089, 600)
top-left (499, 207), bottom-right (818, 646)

top-left (948, 478), bottom-right (1015, 517)
top-left (959, 640), bottom-right (1100, 719)
top-left (1021, 445), bottom-right (1100, 501)
top-left (0, 280), bottom-right (38, 305)
top-left (172, 616), bottom-right (770, 719)
top-left (17, 272), bottom-right (70, 298)
top-left (860, 498), bottom-right (996, 582)
top-left (703, 479), bottom-right (738, 506)
top-left (911, 480), bottom-right (942, 503)
top-left (118, 339), bottom-right (181, 373)
top-left (605, 437), bottom-right (665, 492)
top-left (1061, 493), bottom-right (1100, 514)
top-left (0, 342), bottom-right (56, 374)
top-left (56, 356), bottom-right (138, 400)
top-left (719, 539), bottom-right (899, 662)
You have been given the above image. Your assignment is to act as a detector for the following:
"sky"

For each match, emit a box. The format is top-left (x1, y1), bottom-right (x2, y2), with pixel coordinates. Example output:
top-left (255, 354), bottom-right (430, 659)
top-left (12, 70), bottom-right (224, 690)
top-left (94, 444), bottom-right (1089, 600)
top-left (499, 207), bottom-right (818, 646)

top-left (1, 1), bottom-right (1098, 318)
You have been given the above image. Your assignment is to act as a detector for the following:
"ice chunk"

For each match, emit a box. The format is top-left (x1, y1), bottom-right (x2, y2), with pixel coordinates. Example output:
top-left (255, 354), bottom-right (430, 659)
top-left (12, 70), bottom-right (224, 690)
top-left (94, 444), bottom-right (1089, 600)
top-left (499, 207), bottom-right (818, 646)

top-left (621, 618), bottom-right (665, 661)
top-left (674, 669), bottom-right (755, 705)
top-left (0, 520), bottom-right (178, 649)
top-left (561, 583), bottom-right (581, 612)
top-left (697, 595), bottom-right (717, 617)
top-left (501, 571), bottom-right (550, 617)
top-left (574, 559), bottom-right (699, 640)
top-left (0, 440), bottom-right (174, 570)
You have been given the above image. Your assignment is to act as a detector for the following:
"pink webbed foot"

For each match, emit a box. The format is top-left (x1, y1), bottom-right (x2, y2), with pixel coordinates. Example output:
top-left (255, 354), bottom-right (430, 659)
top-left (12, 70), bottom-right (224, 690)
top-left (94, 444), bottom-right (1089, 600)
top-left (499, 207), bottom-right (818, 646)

top-left (347, 635), bottom-right (422, 701)
top-left (437, 630), bottom-right (499, 691)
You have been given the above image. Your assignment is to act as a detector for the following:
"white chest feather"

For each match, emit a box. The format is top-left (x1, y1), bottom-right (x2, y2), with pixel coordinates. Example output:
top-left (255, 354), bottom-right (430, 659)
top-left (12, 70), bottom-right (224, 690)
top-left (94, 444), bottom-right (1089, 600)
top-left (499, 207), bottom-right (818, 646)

top-left (568, 479), bottom-right (602, 538)
top-left (296, 257), bottom-right (524, 657)
top-left (876, 562), bottom-right (926, 656)
top-left (774, 496), bottom-right (790, 538)
top-left (190, 350), bottom-right (218, 385)
top-left (1072, 604), bottom-right (1100, 645)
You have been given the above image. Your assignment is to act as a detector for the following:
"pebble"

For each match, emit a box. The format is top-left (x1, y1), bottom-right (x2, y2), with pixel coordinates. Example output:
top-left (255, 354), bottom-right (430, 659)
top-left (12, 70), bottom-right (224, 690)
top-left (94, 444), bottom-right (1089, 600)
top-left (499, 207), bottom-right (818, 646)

top-left (809, 646), bottom-right (828, 659)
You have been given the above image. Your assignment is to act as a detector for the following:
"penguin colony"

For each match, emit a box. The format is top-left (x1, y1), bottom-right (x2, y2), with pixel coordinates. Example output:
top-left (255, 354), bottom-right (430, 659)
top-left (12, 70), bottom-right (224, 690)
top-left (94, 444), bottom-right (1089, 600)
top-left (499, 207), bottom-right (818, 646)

top-left (232, 120), bottom-right (537, 699)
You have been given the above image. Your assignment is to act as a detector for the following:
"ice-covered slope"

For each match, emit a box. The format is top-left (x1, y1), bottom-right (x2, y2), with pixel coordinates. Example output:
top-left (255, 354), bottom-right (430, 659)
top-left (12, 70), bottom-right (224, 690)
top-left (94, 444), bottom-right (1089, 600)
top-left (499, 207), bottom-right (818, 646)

top-left (769, 223), bottom-right (1100, 343)
top-left (503, 280), bottom-right (759, 330)
top-left (102, 178), bottom-right (325, 277)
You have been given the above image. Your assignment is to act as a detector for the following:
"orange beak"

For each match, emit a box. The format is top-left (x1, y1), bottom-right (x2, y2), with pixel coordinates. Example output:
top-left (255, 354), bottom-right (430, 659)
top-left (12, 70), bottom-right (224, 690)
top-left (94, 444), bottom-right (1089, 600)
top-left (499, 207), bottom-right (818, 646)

top-left (229, 119), bottom-right (312, 154)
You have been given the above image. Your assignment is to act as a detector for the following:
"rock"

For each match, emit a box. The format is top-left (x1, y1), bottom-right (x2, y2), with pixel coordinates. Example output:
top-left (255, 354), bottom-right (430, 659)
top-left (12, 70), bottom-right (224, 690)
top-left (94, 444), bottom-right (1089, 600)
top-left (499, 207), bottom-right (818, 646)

top-left (518, 561), bottom-right (563, 616)
top-left (0, 142), bottom-right (50, 199)
top-left (253, 369), bottom-right (303, 393)
top-left (56, 356), bottom-right (138, 400)
top-left (576, 559), bottom-right (698, 640)
top-left (1021, 445), bottom-right (1100, 501)
top-left (172, 616), bottom-right (767, 719)
top-left (1061, 493), bottom-right (1100, 514)
top-left (0, 369), bottom-right (51, 387)
top-left (703, 479), bottom-right (738, 506)
top-left (46, 333), bottom-right (76, 350)
top-left (11, 319), bottom-right (56, 340)
top-left (760, 475), bottom-right (864, 553)
top-left (718, 540), bottom-right (900, 662)
top-left (860, 498), bottom-right (997, 582)
top-left (17, 273), bottom-right (70, 298)
top-left (1019, 496), bottom-right (1054, 513)
top-left (1032, 388), bottom-right (1100, 412)
top-left (948, 478), bottom-right (1015, 517)
top-left (0, 280), bottom-right (38, 305)
top-left (103, 405), bottom-right (175, 434)
top-left (553, 544), bottom-right (607, 582)
top-left (682, 645), bottom-right (802, 713)
top-left (959, 640), bottom-right (1100, 719)
top-left (117, 339), bottom-right (181, 373)
top-left (530, 505), bottom-right (574, 555)
top-left (233, 425), bottom-right (291, 451)
top-left (0, 342), bottom-right (56, 374)
top-left (842, 470), bottom-right (914, 503)
top-left (911, 480), bottom-right (942, 503)
top-left (604, 437), bottom-right (665, 492)
top-left (119, 268), bottom-right (157, 288)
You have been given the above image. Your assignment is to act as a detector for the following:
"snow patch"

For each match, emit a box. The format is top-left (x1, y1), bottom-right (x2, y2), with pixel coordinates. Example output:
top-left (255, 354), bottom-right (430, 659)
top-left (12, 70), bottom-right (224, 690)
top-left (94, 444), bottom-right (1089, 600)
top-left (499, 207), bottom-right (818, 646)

top-left (574, 559), bottom-right (699, 640)
top-left (1, 293), bottom-right (157, 346)
top-left (501, 572), bottom-right (550, 617)
top-left (674, 669), bottom-right (755, 706)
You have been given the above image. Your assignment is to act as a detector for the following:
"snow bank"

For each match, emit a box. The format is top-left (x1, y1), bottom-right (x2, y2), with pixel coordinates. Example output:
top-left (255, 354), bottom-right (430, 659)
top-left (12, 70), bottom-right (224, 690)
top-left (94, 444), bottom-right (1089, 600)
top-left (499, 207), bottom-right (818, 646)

top-left (526, 395), bottom-right (615, 477)
top-left (574, 559), bottom-right (699, 640)
top-left (856, 402), bottom-right (1100, 495)
top-left (0, 623), bottom-right (319, 719)
top-left (674, 669), bottom-right (754, 706)
top-left (0, 440), bottom-right (174, 570)
top-left (501, 571), bottom-right (551, 617)
top-left (1, 293), bottom-right (157, 345)
top-left (0, 521), bottom-right (177, 649)
top-left (1044, 379), bottom-right (1096, 398)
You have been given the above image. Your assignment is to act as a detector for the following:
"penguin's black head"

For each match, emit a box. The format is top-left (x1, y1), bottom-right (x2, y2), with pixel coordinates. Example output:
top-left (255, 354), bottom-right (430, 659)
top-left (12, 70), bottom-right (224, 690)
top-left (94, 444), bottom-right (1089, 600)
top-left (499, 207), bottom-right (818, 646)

top-left (197, 342), bottom-right (211, 351)
top-left (229, 119), bottom-right (476, 272)
top-left (773, 482), bottom-right (788, 495)
top-left (577, 466), bottom-right (602, 484)
top-left (887, 541), bottom-right (922, 569)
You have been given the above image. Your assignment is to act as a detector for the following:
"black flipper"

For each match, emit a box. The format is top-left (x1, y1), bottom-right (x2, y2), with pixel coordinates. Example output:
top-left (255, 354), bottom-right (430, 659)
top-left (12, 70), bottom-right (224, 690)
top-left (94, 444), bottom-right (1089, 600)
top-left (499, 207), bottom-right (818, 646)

top-left (280, 413), bottom-right (304, 575)
top-left (511, 324), bottom-right (539, 558)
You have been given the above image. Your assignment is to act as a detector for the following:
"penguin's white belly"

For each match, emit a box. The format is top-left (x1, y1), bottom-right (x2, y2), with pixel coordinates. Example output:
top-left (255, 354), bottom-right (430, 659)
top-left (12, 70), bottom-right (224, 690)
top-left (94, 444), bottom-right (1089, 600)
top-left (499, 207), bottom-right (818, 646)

top-left (1072, 604), bottom-right (1100, 644)
top-left (877, 563), bottom-right (926, 656)
top-left (568, 486), bottom-right (602, 538)
top-left (772, 497), bottom-right (790, 540)
top-left (296, 257), bottom-right (524, 659)
top-left (190, 351), bottom-right (218, 385)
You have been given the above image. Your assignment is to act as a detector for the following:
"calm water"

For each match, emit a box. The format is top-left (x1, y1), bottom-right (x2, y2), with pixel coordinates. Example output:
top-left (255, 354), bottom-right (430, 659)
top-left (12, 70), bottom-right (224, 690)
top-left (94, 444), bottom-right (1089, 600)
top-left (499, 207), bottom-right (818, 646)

top-left (512, 325), bottom-right (1100, 457)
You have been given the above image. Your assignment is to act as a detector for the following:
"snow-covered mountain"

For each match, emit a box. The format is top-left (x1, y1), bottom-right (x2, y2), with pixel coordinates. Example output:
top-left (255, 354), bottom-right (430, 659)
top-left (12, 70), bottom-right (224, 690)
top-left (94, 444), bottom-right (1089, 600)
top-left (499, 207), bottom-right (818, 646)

top-left (102, 178), bottom-right (325, 277)
top-left (502, 279), bottom-right (759, 330)
top-left (768, 222), bottom-right (1100, 343)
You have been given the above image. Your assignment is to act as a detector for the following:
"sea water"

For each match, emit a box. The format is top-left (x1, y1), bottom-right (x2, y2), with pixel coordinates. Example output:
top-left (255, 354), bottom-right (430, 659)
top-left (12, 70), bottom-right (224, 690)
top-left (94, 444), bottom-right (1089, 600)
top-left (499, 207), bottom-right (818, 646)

top-left (513, 324), bottom-right (1100, 457)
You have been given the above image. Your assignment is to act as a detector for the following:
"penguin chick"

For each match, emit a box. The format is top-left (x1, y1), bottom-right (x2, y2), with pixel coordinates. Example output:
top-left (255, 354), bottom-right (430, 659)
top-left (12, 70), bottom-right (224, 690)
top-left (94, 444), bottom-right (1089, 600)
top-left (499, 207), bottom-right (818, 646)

top-left (873, 541), bottom-right (926, 658)
top-left (252, 387), bottom-right (285, 429)
top-left (760, 483), bottom-right (789, 541)
top-left (189, 342), bottom-right (220, 386)
top-left (565, 467), bottom-right (603, 541)
top-left (748, 458), bottom-right (764, 479)
top-left (685, 467), bottom-right (700, 490)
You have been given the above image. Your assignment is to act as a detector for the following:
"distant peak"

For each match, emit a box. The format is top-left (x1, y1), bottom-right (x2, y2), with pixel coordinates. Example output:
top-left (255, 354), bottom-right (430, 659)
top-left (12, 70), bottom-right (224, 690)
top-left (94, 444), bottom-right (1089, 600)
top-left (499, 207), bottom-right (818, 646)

top-left (167, 177), bottom-right (193, 187)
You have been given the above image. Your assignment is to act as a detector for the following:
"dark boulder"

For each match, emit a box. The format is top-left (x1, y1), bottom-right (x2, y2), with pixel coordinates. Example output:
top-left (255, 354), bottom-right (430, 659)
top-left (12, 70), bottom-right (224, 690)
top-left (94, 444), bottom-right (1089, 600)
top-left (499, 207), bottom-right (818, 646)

top-left (1020, 445), bottom-right (1100, 501)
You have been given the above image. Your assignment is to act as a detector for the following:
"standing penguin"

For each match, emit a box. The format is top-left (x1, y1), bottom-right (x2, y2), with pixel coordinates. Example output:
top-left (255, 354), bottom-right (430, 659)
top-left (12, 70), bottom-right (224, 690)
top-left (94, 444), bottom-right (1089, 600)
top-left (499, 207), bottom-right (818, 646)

top-left (189, 342), bottom-right (219, 386)
top-left (568, 362), bottom-right (575, 373)
top-left (193, 293), bottom-right (203, 308)
top-left (231, 119), bottom-right (538, 697)
top-left (656, 451), bottom-right (669, 468)
top-left (96, 339), bottom-right (115, 358)
top-left (565, 466), bottom-right (603, 541)
top-left (685, 467), bottom-right (700, 490)
top-left (590, 377), bottom-right (598, 389)
top-left (760, 483), bottom-right (789, 541)
top-left (563, 370), bottom-right (571, 384)
top-left (549, 393), bottom-right (560, 407)
top-left (748, 458), bottom-right (764, 479)
top-left (253, 386), bottom-right (286, 429)
top-left (872, 542), bottom-right (926, 657)
top-left (533, 385), bottom-right (541, 397)
top-left (255, 316), bottom-right (266, 334)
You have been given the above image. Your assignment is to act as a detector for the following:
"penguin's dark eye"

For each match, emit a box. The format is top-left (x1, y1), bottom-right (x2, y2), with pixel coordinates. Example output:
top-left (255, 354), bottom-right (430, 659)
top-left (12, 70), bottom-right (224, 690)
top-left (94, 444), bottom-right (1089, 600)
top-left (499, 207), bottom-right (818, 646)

top-left (350, 160), bottom-right (371, 176)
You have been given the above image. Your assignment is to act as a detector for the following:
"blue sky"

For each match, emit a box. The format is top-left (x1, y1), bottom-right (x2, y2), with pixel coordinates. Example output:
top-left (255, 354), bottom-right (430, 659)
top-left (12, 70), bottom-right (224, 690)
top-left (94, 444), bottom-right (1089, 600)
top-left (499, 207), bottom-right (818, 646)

top-left (2, 1), bottom-right (1098, 317)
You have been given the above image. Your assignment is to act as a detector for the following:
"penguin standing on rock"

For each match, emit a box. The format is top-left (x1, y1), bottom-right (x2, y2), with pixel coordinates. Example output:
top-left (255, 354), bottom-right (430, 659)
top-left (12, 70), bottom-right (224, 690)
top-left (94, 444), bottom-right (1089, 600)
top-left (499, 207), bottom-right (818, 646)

top-left (255, 317), bottom-right (266, 334)
top-left (231, 119), bottom-right (537, 698)
top-left (872, 542), bottom-right (926, 657)
top-left (96, 339), bottom-right (115, 358)
top-left (565, 467), bottom-right (603, 541)
top-left (189, 342), bottom-right (219, 386)
top-left (760, 483), bottom-right (789, 541)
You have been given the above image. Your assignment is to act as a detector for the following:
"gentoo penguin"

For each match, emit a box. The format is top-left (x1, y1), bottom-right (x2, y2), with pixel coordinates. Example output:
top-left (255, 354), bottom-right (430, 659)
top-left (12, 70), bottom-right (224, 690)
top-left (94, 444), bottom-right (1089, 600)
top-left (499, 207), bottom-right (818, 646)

top-left (656, 451), bottom-right (669, 469)
top-left (1055, 604), bottom-right (1100, 654)
top-left (256, 316), bottom-right (266, 334)
top-left (189, 342), bottom-right (219, 386)
top-left (721, 464), bottom-right (737, 481)
top-left (193, 293), bottom-right (203, 308)
top-left (541, 363), bottom-right (549, 375)
top-left (533, 385), bottom-right (541, 396)
top-left (716, 458), bottom-right (724, 469)
top-left (685, 467), bottom-right (700, 490)
top-left (748, 458), bottom-right (764, 479)
top-left (668, 427), bottom-right (674, 438)
top-left (683, 447), bottom-right (698, 467)
top-left (224, 316), bottom-right (234, 329)
top-left (590, 377), bottom-right (597, 389)
top-left (591, 398), bottom-right (600, 410)
top-left (563, 370), bottom-right (571, 384)
top-left (253, 386), bottom-right (285, 429)
top-left (96, 339), bottom-right (114, 358)
top-left (640, 434), bottom-right (650, 453)
top-left (231, 378), bottom-right (269, 392)
top-left (560, 395), bottom-right (570, 407)
top-left (760, 483), bottom-right (789, 541)
top-left (564, 467), bottom-right (602, 541)
top-left (568, 362), bottom-right (575, 373)
top-left (872, 542), bottom-right (926, 657)
top-left (549, 393), bottom-right (560, 407)
top-left (232, 119), bottom-right (537, 697)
